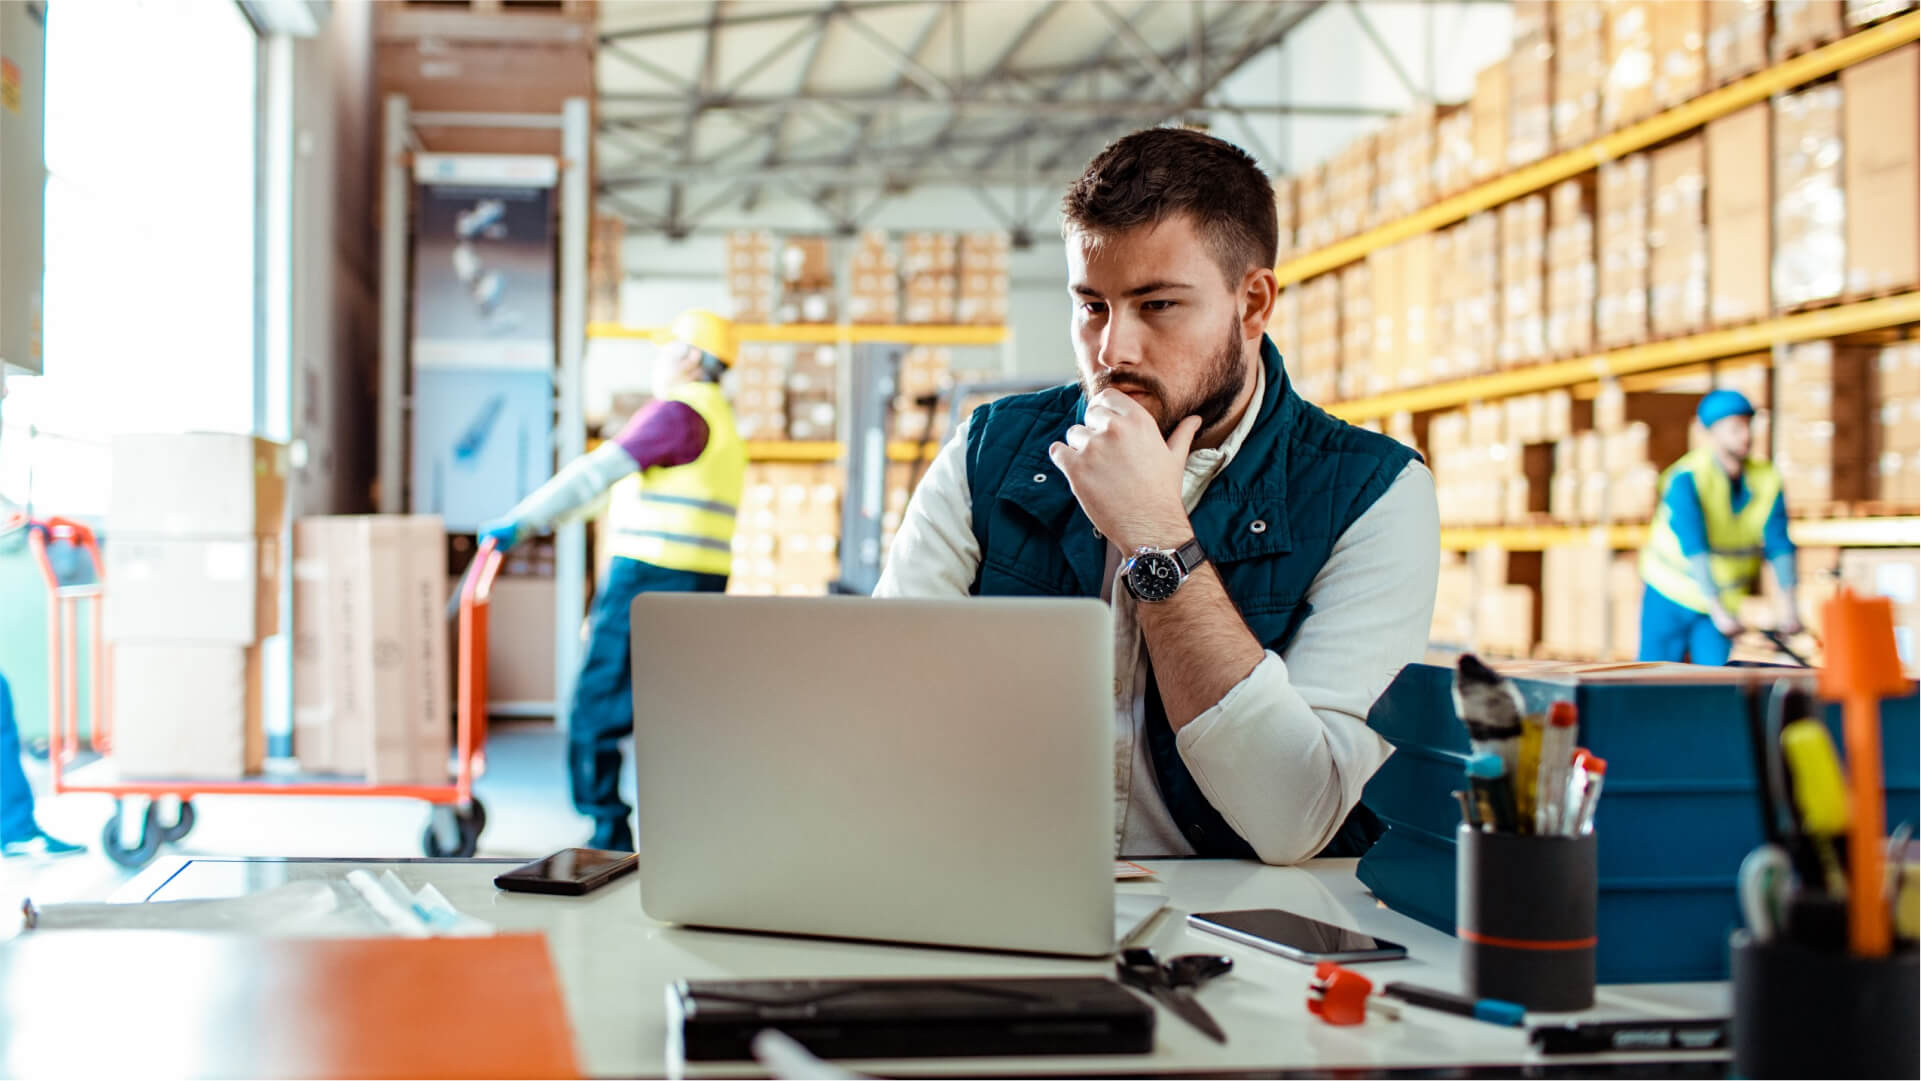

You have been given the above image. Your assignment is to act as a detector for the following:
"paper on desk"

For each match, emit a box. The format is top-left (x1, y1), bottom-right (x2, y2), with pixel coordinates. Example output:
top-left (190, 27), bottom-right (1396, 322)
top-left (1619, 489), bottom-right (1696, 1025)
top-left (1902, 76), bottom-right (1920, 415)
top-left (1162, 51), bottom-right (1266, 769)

top-left (1114, 860), bottom-right (1157, 880)
top-left (21, 881), bottom-right (364, 936)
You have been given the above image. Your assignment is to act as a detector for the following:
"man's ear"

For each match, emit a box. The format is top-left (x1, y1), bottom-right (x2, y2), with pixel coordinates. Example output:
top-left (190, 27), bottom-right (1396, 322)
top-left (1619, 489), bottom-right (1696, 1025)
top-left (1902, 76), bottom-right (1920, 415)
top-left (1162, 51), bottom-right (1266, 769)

top-left (1238, 267), bottom-right (1279, 342)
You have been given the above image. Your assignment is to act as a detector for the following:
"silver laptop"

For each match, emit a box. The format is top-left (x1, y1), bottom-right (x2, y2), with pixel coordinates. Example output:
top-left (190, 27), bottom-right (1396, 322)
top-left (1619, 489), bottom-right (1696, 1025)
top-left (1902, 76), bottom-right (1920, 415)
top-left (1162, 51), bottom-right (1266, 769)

top-left (629, 594), bottom-right (1117, 957)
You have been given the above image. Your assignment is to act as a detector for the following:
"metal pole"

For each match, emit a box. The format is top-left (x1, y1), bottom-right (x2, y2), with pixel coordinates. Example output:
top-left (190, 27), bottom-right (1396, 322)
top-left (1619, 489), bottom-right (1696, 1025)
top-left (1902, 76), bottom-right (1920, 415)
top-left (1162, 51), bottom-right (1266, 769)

top-left (553, 97), bottom-right (591, 732)
top-left (378, 93), bottom-right (409, 514)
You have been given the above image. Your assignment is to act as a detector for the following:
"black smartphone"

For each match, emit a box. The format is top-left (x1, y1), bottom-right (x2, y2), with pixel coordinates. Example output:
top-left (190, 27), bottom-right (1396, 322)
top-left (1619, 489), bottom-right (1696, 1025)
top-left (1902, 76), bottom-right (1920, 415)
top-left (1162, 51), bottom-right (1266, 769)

top-left (1187, 908), bottom-right (1408, 963)
top-left (494, 847), bottom-right (639, 896)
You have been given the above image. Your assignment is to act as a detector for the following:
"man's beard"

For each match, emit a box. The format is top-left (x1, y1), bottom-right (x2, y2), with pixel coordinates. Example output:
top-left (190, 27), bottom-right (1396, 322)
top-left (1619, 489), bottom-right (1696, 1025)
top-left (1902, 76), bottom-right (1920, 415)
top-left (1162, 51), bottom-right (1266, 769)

top-left (1085, 318), bottom-right (1248, 440)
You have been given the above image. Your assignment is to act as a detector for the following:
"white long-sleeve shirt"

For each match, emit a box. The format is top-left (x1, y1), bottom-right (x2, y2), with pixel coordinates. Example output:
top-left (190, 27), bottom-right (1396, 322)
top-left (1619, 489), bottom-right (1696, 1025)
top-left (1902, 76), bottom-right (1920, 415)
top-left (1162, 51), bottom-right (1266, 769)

top-left (873, 368), bottom-right (1441, 865)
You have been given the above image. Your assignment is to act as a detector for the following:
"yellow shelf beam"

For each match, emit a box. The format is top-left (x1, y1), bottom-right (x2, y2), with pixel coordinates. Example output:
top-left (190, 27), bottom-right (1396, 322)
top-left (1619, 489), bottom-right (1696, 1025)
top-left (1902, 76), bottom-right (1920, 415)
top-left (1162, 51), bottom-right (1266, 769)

top-left (1275, 13), bottom-right (1920, 287)
top-left (745, 440), bottom-right (942, 463)
top-left (589, 322), bottom-right (1008, 347)
top-left (1442, 517), bottom-right (1920, 551)
top-left (1328, 293), bottom-right (1921, 422)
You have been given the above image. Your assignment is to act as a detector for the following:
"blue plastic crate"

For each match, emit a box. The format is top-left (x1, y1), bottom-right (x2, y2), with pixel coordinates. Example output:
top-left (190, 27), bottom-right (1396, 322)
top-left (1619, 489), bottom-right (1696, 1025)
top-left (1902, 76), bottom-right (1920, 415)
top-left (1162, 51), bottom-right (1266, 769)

top-left (1358, 663), bottom-right (1920, 983)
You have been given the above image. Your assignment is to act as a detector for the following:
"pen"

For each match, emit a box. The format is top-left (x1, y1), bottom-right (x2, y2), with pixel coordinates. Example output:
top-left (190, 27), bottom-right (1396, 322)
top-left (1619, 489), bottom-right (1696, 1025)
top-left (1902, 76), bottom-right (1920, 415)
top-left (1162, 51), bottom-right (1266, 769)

top-left (1530, 1017), bottom-right (1728, 1055)
top-left (1466, 752), bottom-right (1518, 833)
top-left (1570, 750), bottom-right (1606, 835)
top-left (1535, 701), bottom-right (1577, 835)
top-left (1779, 718), bottom-right (1851, 900)
top-left (1380, 981), bottom-right (1525, 1028)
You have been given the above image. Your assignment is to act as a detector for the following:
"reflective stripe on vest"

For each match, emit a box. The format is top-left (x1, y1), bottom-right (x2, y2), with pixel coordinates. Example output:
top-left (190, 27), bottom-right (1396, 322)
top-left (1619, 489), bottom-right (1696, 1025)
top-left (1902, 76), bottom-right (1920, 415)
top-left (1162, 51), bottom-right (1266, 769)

top-left (608, 381), bottom-right (747, 576)
top-left (1638, 448), bottom-right (1782, 614)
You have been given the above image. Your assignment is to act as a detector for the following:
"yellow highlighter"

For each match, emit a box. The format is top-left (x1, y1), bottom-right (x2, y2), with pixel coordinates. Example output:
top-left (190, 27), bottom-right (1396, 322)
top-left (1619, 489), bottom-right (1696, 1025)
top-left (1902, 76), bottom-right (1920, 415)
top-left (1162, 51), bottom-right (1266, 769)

top-left (1780, 719), bottom-right (1852, 899)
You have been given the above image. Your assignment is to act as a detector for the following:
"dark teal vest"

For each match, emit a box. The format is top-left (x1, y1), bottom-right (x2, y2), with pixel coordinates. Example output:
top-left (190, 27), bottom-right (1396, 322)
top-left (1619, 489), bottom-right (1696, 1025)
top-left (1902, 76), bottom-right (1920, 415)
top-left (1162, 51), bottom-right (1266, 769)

top-left (964, 337), bottom-right (1418, 859)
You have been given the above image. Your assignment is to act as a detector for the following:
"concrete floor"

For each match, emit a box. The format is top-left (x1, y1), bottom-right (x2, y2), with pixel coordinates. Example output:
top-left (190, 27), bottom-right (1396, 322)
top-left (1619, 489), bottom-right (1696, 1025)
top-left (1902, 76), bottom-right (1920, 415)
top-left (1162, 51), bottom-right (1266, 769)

top-left (0, 722), bottom-right (618, 916)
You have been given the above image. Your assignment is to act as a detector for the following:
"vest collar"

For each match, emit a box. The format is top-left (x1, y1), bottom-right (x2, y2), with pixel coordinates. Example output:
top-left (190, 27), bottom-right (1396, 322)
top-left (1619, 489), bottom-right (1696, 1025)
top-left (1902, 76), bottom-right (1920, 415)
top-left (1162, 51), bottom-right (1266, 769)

top-left (995, 336), bottom-right (1296, 585)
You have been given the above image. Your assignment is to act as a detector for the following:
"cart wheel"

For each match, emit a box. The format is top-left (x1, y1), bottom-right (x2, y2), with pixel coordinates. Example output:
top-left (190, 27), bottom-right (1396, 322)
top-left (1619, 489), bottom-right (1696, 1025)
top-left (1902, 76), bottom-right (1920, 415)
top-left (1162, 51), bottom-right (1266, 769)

top-left (422, 798), bottom-right (487, 858)
top-left (100, 801), bottom-right (163, 870)
top-left (159, 799), bottom-right (197, 844)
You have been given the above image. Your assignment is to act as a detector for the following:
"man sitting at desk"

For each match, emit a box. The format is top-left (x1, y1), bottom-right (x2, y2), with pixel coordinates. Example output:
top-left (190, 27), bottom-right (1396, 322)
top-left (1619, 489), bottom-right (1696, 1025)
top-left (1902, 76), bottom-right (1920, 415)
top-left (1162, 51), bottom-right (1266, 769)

top-left (875, 128), bottom-right (1440, 865)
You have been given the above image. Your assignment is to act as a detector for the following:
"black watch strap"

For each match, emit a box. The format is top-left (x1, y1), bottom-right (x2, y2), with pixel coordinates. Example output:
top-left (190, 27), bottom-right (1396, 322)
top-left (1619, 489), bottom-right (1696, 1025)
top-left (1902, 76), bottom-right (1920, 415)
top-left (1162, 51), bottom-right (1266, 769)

top-left (1173, 537), bottom-right (1206, 575)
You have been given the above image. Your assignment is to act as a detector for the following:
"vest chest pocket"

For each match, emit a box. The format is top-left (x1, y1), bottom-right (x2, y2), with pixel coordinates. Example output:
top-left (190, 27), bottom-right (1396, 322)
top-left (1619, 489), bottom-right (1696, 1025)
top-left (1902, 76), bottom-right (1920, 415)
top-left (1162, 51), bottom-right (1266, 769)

top-left (1241, 600), bottom-right (1314, 655)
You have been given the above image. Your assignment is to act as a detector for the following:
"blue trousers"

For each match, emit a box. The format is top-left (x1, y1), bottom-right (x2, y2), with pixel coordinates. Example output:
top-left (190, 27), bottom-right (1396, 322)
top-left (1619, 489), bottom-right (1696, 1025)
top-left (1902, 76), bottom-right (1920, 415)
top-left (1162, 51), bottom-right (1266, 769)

top-left (1636, 583), bottom-right (1733, 666)
top-left (0, 671), bottom-right (42, 843)
top-left (569, 556), bottom-right (727, 828)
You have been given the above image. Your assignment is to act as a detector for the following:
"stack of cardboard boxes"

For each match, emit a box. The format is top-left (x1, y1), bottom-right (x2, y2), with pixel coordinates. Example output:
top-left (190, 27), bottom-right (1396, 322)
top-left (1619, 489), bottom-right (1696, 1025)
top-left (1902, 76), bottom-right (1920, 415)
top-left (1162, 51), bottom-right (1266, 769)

top-left (292, 516), bottom-right (450, 783)
top-left (1433, 105), bottom-right (1477, 197)
top-left (1472, 59), bottom-right (1510, 183)
top-left (727, 464), bottom-right (843, 596)
top-left (1850, 0), bottom-right (1921, 26)
top-left (1842, 44), bottom-right (1920, 299)
top-left (1368, 245), bottom-right (1401, 396)
top-left (1774, 0), bottom-right (1848, 58)
top-left (1371, 107), bottom-right (1435, 226)
top-left (1290, 276), bottom-right (1340, 403)
top-left (1775, 341), bottom-right (1871, 507)
top-left (1874, 340), bottom-right (1921, 505)
top-left (1553, 1), bottom-right (1607, 151)
top-left (1459, 212), bottom-right (1503, 379)
top-left (1773, 84), bottom-right (1846, 309)
top-left (1336, 262), bottom-right (1373, 400)
top-left (107, 435), bottom-right (285, 780)
top-left (1652, 0), bottom-right (1707, 110)
top-left (1274, 176), bottom-right (1297, 264)
top-left (1508, 1), bottom-right (1555, 169)
top-left (589, 214), bottom-right (623, 326)
top-left (724, 231), bottom-right (777, 324)
top-left (1593, 386), bottom-right (1698, 522)
top-left (1328, 136), bottom-right (1376, 242)
top-left (727, 344), bottom-right (789, 441)
top-left (903, 233), bottom-right (959, 325)
top-left (846, 231), bottom-right (901, 326)
top-left (892, 347), bottom-right (952, 443)
top-left (777, 236), bottom-right (835, 325)
top-left (785, 346), bottom-right (838, 441)
top-left (1707, 104), bottom-right (1773, 326)
top-left (1648, 135), bottom-right (1708, 337)
top-left (958, 232), bottom-right (1011, 327)
top-left (1498, 195), bottom-right (1549, 368)
top-left (1546, 177), bottom-right (1597, 356)
top-left (1604, 2), bottom-right (1656, 131)
top-left (1295, 164), bottom-right (1336, 253)
top-left (1708, 0), bottom-right (1772, 85)
top-left (1597, 154), bottom-right (1651, 349)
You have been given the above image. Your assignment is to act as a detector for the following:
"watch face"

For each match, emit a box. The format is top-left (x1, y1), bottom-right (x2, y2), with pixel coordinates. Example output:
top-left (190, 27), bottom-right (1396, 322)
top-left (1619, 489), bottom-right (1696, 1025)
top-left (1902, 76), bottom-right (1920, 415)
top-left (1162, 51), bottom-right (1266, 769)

top-left (1127, 550), bottom-right (1183, 602)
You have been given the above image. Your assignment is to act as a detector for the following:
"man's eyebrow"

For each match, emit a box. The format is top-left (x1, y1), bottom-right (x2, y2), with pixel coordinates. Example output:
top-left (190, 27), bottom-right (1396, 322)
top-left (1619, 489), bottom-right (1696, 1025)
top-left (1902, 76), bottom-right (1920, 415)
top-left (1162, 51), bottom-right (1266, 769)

top-left (1070, 281), bottom-right (1195, 298)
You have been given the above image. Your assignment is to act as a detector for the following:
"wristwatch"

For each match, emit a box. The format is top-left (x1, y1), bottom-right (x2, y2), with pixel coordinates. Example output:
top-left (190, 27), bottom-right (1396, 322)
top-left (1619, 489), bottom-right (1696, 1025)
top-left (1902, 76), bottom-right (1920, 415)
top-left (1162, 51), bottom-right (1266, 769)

top-left (1121, 538), bottom-right (1207, 603)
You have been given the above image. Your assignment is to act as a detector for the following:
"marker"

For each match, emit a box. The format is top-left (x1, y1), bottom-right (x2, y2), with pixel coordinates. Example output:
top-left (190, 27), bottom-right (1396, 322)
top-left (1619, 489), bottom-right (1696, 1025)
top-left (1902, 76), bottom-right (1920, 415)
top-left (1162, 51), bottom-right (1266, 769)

top-left (1779, 718), bottom-right (1851, 900)
top-left (1535, 701), bottom-right (1578, 835)
top-left (1516, 711), bottom-right (1545, 832)
top-left (1466, 752), bottom-right (1519, 834)
top-left (1530, 1017), bottom-right (1728, 1055)
top-left (1380, 981), bottom-right (1525, 1028)
top-left (1570, 750), bottom-right (1606, 835)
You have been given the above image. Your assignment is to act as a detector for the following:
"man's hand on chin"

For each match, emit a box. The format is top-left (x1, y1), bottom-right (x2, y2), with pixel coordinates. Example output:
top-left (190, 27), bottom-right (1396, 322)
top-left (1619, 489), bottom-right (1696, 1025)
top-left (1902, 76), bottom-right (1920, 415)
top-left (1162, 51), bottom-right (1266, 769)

top-left (1048, 387), bottom-right (1199, 552)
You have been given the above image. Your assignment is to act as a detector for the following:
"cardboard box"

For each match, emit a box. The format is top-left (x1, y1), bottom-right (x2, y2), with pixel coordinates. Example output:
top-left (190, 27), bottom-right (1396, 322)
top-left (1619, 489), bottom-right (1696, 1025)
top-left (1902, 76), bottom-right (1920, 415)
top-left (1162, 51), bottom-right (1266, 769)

top-left (779, 236), bottom-right (832, 289)
top-left (1598, 154), bottom-right (1650, 348)
top-left (1773, 0), bottom-right (1847, 60)
top-left (106, 536), bottom-right (280, 645)
top-left (1648, 135), bottom-right (1707, 337)
top-left (1509, 23), bottom-right (1555, 168)
top-left (294, 516), bottom-right (450, 783)
top-left (1842, 44), bottom-right (1919, 297)
top-left (1652, 0), bottom-right (1707, 109)
top-left (1337, 262), bottom-right (1373, 400)
top-left (1553, 1), bottom-right (1607, 150)
top-left (1708, 0), bottom-right (1771, 85)
top-left (110, 434), bottom-right (287, 537)
top-left (1604, 2), bottom-right (1656, 130)
top-left (1707, 103), bottom-right (1773, 325)
top-left (1546, 177), bottom-right (1597, 356)
top-left (1472, 59), bottom-right (1509, 182)
top-left (1274, 175), bottom-right (1297, 262)
top-left (1774, 82), bottom-right (1847, 308)
top-left (1499, 196), bottom-right (1548, 368)
top-left (111, 644), bottom-right (263, 780)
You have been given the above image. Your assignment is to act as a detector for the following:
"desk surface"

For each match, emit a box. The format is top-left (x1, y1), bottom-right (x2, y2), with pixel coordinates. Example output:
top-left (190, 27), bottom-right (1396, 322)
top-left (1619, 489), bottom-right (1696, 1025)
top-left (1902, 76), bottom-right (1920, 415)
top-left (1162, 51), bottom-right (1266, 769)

top-left (115, 856), bottom-right (1728, 1078)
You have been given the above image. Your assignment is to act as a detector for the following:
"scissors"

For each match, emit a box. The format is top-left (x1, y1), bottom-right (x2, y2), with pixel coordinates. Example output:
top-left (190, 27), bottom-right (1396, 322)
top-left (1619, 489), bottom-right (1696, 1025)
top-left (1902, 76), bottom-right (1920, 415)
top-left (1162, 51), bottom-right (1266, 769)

top-left (1116, 947), bottom-right (1234, 1044)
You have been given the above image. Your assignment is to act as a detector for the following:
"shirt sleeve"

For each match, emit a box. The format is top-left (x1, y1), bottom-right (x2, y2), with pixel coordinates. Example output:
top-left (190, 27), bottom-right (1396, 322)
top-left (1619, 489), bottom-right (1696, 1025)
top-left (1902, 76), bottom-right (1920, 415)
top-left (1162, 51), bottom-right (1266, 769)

top-left (1172, 462), bottom-right (1441, 865)
top-left (871, 417), bottom-right (980, 598)
top-left (1763, 489), bottom-right (1795, 561)
top-left (1664, 470), bottom-right (1711, 558)
top-left (612, 399), bottom-right (709, 471)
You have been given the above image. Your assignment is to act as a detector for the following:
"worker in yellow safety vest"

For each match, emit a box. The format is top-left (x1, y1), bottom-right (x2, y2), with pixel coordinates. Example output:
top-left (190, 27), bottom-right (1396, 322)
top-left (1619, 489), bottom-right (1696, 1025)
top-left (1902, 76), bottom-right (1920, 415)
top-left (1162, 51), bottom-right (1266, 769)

top-left (480, 310), bottom-right (746, 851)
top-left (1637, 389), bottom-right (1802, 665)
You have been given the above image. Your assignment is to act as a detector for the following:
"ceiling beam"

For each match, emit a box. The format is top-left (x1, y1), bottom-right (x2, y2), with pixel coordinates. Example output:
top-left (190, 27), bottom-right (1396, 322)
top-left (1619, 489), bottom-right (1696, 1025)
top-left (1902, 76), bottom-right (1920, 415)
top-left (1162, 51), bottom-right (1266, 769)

top-left (599, 0), bottom-right (920, 41)
top-left (598, 92), bottom-right (1394, 120)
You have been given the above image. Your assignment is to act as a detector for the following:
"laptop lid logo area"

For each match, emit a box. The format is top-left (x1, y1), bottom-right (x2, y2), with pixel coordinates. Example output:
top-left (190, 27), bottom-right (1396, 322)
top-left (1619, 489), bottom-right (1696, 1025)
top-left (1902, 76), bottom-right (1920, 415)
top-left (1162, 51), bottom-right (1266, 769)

top-left (629, 594), bottom-right (1117, 956)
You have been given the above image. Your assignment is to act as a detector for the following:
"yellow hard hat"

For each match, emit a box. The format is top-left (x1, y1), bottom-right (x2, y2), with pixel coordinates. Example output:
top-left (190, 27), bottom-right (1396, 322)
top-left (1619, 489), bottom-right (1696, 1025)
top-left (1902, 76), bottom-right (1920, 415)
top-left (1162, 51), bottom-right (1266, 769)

top-left (671, 309), bottom-right (736, 367)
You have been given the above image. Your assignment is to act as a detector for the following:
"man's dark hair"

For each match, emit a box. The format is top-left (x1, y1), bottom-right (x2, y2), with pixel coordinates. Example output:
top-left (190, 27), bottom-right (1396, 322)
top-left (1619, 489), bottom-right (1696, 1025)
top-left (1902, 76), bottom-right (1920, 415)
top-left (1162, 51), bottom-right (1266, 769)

top-left (1061, 127), bottom-right (1277, 289)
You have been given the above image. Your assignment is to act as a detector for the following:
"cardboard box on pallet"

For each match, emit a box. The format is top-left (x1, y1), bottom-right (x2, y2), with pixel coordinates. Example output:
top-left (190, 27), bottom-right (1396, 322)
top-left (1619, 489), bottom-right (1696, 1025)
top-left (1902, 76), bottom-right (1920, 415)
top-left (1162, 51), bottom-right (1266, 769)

top-left (1604, 1), bottom-right (1656, 130)
top-left (1459, 212), bottom-right (1502, 378)
top-left (1274, 175), bottom-right (1297, 263)
top-left (1652, 0), bottom-right (1707, 110)
top-left (1337, 261), bottom-right (1373, 400)
top-left (1708, 0), bottom-right (1771, 85)
top-left (1848, 0), bottom-right (1921, 25)
top-left (1707, 103), bottom-right (1773, 325)
top-left (1401, 233), bottom-right (1436, 391)
top-left (1553, 1), bottom-right (1607, 151)
top-left (1775, 341), bottom-right (1874, 504)
top-left (779, 235), bottom-right (833, 291)
top-left (1547, 177), bottom-right (1597, 356)
top-left (112, 644), bottom-right (264, 780)
top-left (1295, 164), bottom-right (1334, 254)
top-left (1597, 154), bottom-right (1650, 348)
top-left (291, 516), bottom-right (450, 784)
top-left (1329, 135), bottom-right (1377, 241)
top-left (1648, 135), bottom-right (1707, 337)
top-left (958, 232), bottom-right (1011, 327)
top-left (1775, 84), bottom-right (1846, 309)
top-left (1472, 59), bottom-right (1510, 183)
top-left (1509, 13), bottom-right (1555, 170)
top-left (1369, 244), bottom-right (1403, 396)
top-left (1843, 43), bottom-right (1919, 298)
top-left (725, 231), bottom-right (776, 323)
top-left (1499, 196), bottom-right (1548, 368)
top-left (1774, 0), bottom-right (1847, 60)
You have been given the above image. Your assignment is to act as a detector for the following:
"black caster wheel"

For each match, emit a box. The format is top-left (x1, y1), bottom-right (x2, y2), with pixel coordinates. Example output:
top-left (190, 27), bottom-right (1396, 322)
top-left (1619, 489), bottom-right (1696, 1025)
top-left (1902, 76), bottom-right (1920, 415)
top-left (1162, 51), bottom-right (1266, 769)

top-left (100, 801), bottom-right (163, 870)
top-left (159, 799), bottom-right (196, 844)
top-left (422, 797), bottom-right (487, 858)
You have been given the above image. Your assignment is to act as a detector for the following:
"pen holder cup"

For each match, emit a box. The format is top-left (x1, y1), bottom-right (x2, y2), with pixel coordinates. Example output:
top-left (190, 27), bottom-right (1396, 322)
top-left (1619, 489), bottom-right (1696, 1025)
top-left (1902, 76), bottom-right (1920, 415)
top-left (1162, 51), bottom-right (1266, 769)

top-left (1730, 931), bottom-right (1918, 1079)
top-left (1456, 825), bottom-right (1596, 1012)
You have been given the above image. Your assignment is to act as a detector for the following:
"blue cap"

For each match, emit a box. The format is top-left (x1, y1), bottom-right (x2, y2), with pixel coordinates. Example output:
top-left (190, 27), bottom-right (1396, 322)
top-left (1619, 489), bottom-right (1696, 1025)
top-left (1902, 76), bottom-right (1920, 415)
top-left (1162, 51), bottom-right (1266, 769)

top-left (1697, 389), bottom-right (1755, 429)
top-left (1474, 998), bottom-right (1528, 1027)
top-left (1465, 752), bottom-right (1507, 780)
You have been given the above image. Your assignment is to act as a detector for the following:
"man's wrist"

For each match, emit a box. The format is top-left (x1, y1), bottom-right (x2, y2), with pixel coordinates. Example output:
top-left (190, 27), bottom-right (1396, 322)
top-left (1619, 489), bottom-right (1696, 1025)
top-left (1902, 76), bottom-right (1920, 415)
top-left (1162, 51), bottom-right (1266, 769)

top-left (1113, 509), bottom-right (1192, 553)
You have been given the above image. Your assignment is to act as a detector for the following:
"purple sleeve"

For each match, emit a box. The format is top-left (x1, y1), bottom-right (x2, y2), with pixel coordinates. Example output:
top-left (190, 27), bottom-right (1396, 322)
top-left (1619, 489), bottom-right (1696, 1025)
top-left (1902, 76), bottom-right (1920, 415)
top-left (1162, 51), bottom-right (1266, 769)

top-left (613, 400), bottom-right (709, 470)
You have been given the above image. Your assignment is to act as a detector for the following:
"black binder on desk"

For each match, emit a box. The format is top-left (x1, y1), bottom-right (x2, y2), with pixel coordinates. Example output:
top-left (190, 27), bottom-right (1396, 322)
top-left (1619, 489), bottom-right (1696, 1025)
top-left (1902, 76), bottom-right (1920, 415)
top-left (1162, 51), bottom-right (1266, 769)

top-left (670, 976), bottom-right (1155, 1061)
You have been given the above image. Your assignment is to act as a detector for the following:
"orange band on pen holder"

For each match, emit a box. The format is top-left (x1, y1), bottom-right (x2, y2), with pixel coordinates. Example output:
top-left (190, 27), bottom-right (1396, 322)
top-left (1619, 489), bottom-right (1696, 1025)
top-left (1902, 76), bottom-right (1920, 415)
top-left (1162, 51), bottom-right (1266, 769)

top-left (1816, 588), bottom-right (1908, 958)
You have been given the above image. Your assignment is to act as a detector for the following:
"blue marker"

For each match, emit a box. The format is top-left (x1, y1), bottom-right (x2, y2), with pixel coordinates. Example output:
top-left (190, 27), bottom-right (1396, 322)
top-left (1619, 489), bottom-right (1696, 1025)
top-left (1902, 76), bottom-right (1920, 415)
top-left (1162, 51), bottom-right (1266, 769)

top-left (1384, 981), bottom-right (1526, 1027)
top-left (1466, 751), bottom-right (1520, 833)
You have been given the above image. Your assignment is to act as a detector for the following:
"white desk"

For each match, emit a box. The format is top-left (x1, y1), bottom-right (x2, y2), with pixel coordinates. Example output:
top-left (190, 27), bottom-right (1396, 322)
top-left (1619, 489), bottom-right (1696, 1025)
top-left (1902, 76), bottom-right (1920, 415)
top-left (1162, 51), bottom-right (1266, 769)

top-left (114, 856), bottom-right (1729, 1078)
